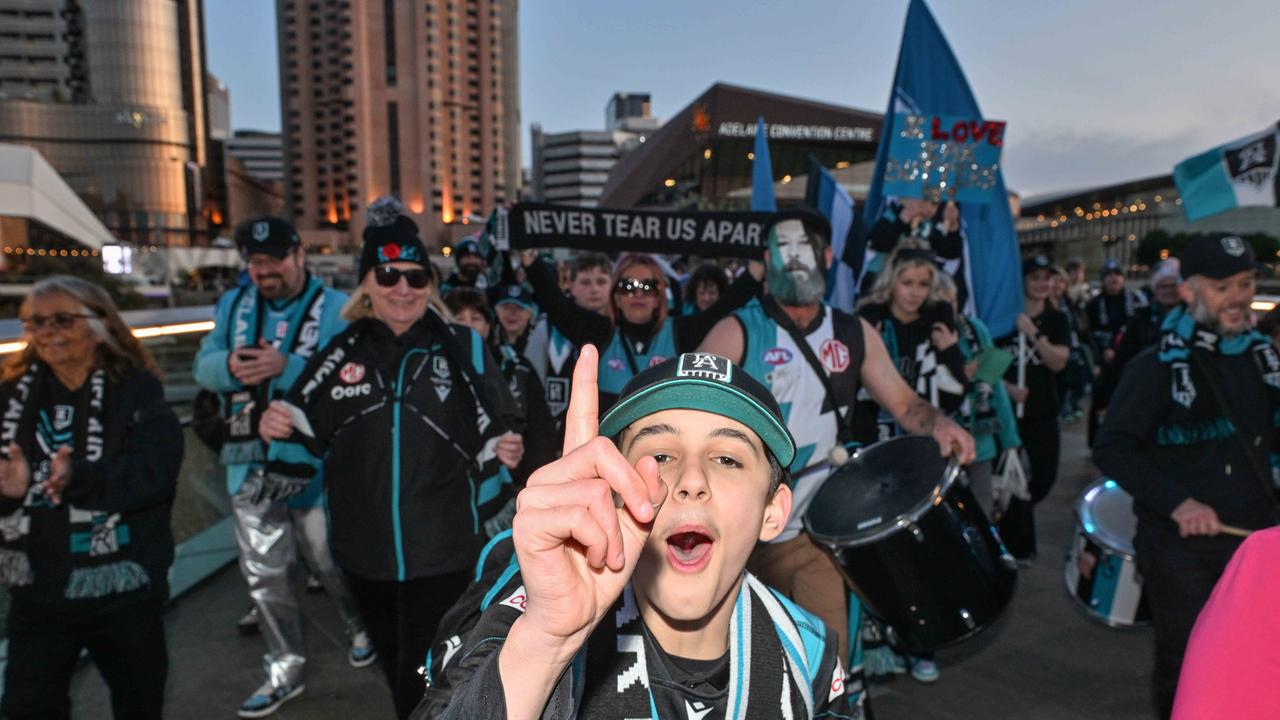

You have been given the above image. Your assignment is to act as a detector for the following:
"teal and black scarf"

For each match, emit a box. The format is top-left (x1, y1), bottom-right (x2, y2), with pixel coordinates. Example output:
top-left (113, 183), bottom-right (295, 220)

top-left (1155, 305), bottom-right (1280, 446)
top-left (0, 362), bottom-right (148, 598)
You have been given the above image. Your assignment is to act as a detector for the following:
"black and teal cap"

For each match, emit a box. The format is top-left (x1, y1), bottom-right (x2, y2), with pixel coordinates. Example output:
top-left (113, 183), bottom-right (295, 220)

top-left (599, 353), bottom-right (795, 466)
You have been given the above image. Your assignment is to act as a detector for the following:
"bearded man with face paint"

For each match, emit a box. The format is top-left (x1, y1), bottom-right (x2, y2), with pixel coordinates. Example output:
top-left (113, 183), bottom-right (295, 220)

top-left (697, 211), bottom-right (975, 690)
top-left (1095, 234), bottom-right (1280, 719)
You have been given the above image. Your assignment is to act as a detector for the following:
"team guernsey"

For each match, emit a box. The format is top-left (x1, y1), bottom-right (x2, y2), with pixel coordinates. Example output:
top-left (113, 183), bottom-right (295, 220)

top-left (522, 316), bottom-right (578, 428)
top-left (733, 298), bottom-right (864, 542)
top-left (597, 319), bottom-right (678, 402)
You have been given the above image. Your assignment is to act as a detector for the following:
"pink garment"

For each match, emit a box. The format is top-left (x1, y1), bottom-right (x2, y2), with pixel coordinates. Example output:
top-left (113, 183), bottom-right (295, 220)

top-left (1172, 526), bottom-right (1280, 720)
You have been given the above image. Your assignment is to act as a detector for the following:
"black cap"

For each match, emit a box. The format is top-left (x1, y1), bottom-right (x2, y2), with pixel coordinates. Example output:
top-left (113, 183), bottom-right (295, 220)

top-left (453, 237), bottom-right (482, 259)
top-left (492, 283), bottom-right (534, 311)
top-left (358, 215), bottom-right (429, 279)
top-left (599, 353), bottom-right (795, 466)
top-left (1181, 234), bottom-right (1256, 280)
top-left (235, 216), bottom-right (300, 259)
top-left (1022, 254), bottom-right (1052, 276)
top-left (1100, 258), bottom-right (1124, 279)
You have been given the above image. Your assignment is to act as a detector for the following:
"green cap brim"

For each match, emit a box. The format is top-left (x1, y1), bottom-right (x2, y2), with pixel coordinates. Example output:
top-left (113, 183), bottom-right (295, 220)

top-left (599, 379), bottom-right (795, 466)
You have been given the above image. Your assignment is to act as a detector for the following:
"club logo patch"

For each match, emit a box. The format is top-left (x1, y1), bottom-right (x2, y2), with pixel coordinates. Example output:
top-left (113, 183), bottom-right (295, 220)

top-left (676, 353), bottom-right (731, 382)
top-left (763, 347), bottom-right (793, 366)
top-left (1224, 134), bottom-right (1277, 190)
top-left (252, 221), bottom-right (270, 242)
top-left (338, 362), bottom-right (365, 385)
top-left (53, 405), bottom-right (73, 431)
top-left (819, 339), bottom-right (851, 373)
top-left (1220, 235), bottom-right (1247, 257)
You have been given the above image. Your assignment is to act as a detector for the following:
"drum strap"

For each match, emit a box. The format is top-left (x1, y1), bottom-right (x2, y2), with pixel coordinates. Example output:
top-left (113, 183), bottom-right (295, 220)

top-left (1189, 349), bottom-right (1280, 518)
top-left (760, 297), bottom-right (856, 446)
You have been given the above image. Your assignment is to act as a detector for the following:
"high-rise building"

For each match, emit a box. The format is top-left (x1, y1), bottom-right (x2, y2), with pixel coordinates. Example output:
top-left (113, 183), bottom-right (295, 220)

top-left (529, 93), bottom-right (659, 207)
top-left (227, 130), bottom-right (285, 183)
top-left (277, 0), bottom-right (520, 250)
top-left (0, 0), bottom-right (221, 247)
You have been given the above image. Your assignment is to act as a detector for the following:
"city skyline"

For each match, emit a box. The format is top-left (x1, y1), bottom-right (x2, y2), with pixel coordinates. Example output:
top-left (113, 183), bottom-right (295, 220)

top-left (208, 0), bottom-right (1280, 199)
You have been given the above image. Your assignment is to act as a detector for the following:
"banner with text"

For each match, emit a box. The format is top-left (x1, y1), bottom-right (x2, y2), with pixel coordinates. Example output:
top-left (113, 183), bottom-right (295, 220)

top-left (491, 203), bottom-right (776, 258)
top-left (882, 113), bottom-right (1006, 203)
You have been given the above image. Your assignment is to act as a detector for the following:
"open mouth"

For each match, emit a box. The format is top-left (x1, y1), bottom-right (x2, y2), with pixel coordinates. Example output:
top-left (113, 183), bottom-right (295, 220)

top-left (665, 527), bottom-right (715, 573)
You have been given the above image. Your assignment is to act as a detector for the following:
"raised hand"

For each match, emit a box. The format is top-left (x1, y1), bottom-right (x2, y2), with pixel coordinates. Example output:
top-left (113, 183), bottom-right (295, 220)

top-left (499, 345), bottom-right (666, 717)
top-left (0, 443), bottom-right (31, 500)
top-left (43, 446), bottom-right (72, 505)
top-left (258, 400), bottom-right (295, 442)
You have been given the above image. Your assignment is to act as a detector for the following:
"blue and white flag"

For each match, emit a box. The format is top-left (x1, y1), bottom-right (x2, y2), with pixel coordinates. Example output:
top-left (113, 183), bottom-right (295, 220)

top-left (862, 0), bottom-right (1023, 337)
top-left (1174, 122), bottom-right (1280, 222)
top-left (804, 156), bottom-right (861, 312)
top-left (751, 116), bottom-right (777, 213)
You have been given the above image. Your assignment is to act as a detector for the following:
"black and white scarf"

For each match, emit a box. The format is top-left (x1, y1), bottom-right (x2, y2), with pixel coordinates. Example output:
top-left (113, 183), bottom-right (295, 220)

top-left (0, 362), bottom-right (146, 598)
top-left (574, 574), bottom-right (835, 719)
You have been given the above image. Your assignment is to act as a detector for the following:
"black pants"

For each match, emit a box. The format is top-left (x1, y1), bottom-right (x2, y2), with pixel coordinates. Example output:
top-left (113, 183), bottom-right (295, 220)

top-left (1, 584), bottom-right (168, 720)
top-left (998, 413), bottom-right (1059, 559)
top-left (345, 570), bottom-right (470, 720)
top-left (1133, 525), bottom-right (1240, 720)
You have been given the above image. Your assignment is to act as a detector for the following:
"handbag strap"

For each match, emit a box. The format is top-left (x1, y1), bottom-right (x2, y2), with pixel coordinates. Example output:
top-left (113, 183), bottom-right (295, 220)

top-left (1188, 349), bottom-right (1280, 516)
top-left (759, 297), bottom-right (855, 445)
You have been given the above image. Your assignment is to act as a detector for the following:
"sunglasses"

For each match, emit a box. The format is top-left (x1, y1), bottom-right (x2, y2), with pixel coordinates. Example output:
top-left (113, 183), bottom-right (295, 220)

top-left (21, 312), bottom-right (95, 331)
top-left (373, 266), bottom-right (431, 289)
top-left (615, 278), bottom-right (658, 296)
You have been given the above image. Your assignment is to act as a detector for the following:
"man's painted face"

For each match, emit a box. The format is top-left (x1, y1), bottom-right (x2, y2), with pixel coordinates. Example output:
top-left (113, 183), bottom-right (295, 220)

top-left (621, 408), bottom-right (789, 625)
top-left (767, 219), bottom-right (825, 305)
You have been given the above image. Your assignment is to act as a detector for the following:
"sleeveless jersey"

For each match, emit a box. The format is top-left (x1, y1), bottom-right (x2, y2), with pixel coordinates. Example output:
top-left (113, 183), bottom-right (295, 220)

top-left (734, 299), bottom-right (865, 542)
top-left (597, 318), bottom-right (677, 402)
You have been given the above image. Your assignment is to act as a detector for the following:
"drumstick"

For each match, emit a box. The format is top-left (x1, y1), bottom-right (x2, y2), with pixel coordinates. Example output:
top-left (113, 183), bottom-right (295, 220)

top-left (1219, 524), bottom-right (1253, 538)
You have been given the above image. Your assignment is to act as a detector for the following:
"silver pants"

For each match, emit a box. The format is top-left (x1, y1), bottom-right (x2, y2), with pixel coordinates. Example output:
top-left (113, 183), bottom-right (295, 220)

top-left (232, 473), bottom-right (364, 689)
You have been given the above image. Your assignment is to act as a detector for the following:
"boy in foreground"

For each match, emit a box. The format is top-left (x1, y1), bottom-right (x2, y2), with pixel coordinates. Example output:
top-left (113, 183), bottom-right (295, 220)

top-left (417, 346), bottom-right (858, 719)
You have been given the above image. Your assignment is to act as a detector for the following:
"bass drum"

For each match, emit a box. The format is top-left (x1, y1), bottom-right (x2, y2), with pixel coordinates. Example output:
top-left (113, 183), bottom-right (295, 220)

top-left (805, 435), bottom-right (1017, 654)
top-left (1064, 478), bottom-right (1149, 627)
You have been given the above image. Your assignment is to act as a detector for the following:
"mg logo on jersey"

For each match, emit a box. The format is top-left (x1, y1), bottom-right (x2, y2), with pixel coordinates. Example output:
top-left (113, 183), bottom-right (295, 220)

top-left (338, 362), bottom-right (365, 385)
top-left (763, 347), bottom-right (793, 366)
top-left (820, 339), bottom-right (850, 373)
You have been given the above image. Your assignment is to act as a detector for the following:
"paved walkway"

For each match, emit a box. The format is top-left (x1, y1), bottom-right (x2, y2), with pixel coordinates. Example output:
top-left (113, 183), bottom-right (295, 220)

top-left (71, 422), bottom-right (1156, 719)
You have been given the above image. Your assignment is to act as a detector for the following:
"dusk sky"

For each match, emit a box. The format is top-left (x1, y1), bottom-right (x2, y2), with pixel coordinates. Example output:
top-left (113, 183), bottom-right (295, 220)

top-left (206, 0), bottom-right (1280, 198)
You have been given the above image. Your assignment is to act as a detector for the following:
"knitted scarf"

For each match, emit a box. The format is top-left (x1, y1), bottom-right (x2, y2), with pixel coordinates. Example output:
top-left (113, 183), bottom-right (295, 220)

top-left (1155, 305), bottom-right (1280, 446)
top-left (576, 574), bottom-right (828, 719)
top-left (0, 362), bottom-right (147, 598)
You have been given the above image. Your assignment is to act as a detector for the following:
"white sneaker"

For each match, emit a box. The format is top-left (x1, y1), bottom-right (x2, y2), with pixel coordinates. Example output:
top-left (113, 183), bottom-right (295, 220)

top-left (348, 631), bottom-right (377, 668)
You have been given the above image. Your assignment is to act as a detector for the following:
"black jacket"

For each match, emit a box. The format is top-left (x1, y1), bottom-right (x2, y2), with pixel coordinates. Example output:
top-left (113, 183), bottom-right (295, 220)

top-left (275, 314), bottom-right (518, 581)
top-left (1094, 348), bottom-right (1280, 532)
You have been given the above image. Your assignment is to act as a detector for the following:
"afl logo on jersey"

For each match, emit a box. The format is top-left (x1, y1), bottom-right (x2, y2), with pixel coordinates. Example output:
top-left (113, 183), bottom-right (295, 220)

top-left (762, 347), bottom-right (793, 366)
top-left (819, 339), bottom-right (850, 373)
top-left (338, 362), bottom-right (365, 385)
top-left (607, 357), bottom-right (626, 372)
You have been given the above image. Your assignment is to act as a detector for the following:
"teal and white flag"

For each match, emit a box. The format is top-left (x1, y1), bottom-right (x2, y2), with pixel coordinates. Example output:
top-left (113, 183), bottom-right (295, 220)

top-left (1173, 122), bottom-right (1280, 221)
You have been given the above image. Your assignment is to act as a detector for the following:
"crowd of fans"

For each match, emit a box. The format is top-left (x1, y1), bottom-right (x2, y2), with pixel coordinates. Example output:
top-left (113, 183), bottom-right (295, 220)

top-left (3, 195), bottom-right (1274, 720)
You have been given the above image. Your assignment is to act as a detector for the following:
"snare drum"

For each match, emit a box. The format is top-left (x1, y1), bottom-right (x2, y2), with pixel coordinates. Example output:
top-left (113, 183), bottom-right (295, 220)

top-left (805, 435), bottom-right (1018, 654)
top-left (1064, 478), bottom-right (1149, 627)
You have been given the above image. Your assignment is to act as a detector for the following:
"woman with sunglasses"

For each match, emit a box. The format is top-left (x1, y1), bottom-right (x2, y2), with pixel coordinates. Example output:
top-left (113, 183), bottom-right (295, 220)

top-left (258, 214), bottom-right (523, 719)
top-left (523, 251), bottom-right (764, 411)
top-left (0, 276), bottom-right (181, 720)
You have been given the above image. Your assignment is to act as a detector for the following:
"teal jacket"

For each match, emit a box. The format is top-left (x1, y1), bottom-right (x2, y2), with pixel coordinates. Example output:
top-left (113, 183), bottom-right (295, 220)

top-left (955, 315), bottom-right (1021, 463)
top-left (192, 275), bottom-right (348, 506)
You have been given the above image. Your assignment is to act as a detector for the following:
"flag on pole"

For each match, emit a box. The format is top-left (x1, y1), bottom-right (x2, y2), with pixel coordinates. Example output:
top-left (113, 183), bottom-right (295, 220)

top-left (804, 156), bottom-right (862, 312)
top-left (862, 0), bottom-right (1023, 337)
top-left (751, 116), bottom-right (777, 213)
top-left (1173, 122), bottom-right (1280, 222)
